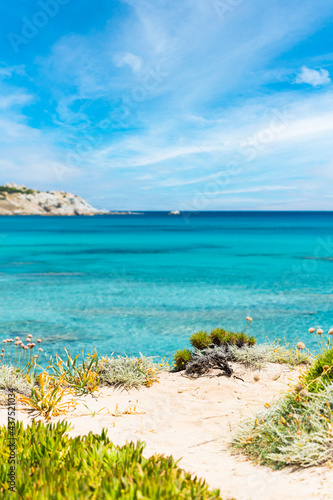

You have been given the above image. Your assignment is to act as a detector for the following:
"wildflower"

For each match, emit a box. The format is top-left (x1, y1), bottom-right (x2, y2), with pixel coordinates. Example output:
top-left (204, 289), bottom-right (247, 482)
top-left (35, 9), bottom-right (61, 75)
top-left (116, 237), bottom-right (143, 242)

top-left (299, 389), bottom-right (308, 398)
top-left (2, 340), bottom-right (7, 344)
top-left (297, 341), bottom-right (305, 350)
top-left (295, 383), bottom-right (305, 392)
top-left (317, 329), bottom-right (324, 335)
top-left (0, 354), bottom-right (3, 358)
top-left (14, 341), bottom-right (20, 345)
top-left (34, 355), bottom-right (39, 359)
top-left (329, 328), bottom-right (333, 335)
top-left (15, 336), bottom-right (20, 340)
top-left (28, 334), bottom-right (33, 338)
top-left (8, 339), bottom-right (13, 342)
top-left (38, 348), bottom-right (43, 352)
top-left (1, 349), bottom-right (4, 352)
top-left (25, 338), bottom-right (30, 342)
top-left (309, 328), bottom-right (315, 333)
top-left (246, 316), bottom-right (253, 322)
top-left (36, 339), bottom-right (42, 343)
top-left (24, 346), bottom-right (29, 350)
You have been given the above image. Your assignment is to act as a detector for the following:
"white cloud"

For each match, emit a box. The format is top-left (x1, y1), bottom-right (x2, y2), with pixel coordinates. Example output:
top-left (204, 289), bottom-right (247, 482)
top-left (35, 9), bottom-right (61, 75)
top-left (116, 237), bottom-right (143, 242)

top-left (295, 66), bottom-right (331, 87)
top-left (114, 52), bottom-right (143, 73)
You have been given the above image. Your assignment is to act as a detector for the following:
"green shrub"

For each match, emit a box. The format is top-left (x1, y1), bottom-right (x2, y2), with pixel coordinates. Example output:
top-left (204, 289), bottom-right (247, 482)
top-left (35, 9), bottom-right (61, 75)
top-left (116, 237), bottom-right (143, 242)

top-left (0, 186), bottom-right (35, 195)
top-left (0, 420), bottom-right (222, 499)
top-left (173, 349), bottom-right (192, 372)
top-left (210, 328), bottom-right (228, 346)
top-left (210, 329), bottom-right (256, 348)
top-left (247, 336), bottom-right (257, 346)
top-left (190, 331), bottom-right (212, 350)
top-left (301, 347), bottom-right (333, 392)
top-left (232, 383), bottom-right (333, 469)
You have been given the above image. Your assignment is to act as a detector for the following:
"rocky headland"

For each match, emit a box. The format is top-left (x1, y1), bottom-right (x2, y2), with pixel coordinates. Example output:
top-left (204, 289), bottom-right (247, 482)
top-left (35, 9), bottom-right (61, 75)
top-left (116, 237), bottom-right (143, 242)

top-left (0, 183), bottom-right (111, 216)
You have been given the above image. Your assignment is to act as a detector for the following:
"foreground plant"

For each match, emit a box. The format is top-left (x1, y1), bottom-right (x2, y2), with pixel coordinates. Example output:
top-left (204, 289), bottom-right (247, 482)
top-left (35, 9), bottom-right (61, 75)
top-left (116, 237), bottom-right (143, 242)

top-left (232, 382), bottom-right (333, 469)
top-left (0, 421), bottom-right (223, 499)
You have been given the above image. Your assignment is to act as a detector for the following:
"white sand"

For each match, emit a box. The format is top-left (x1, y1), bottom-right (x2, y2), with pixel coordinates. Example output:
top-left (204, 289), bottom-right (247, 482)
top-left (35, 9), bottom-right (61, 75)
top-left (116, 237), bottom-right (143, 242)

top-left (1, 364), bottom-right (333, 500)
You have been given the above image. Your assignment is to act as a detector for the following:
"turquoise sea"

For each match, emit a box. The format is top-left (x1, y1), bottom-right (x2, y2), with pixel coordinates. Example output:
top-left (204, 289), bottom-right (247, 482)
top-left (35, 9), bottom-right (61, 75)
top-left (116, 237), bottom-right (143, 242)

top-left (0, 212), bottom-right (332, 360)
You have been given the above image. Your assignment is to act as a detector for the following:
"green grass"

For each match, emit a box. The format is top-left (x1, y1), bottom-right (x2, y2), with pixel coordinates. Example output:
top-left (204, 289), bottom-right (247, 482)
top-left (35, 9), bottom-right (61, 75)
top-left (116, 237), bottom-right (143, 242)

top-left (0, 420), bottom-right (223, 499)
top-left (301, 347), bottom-right (333, 392)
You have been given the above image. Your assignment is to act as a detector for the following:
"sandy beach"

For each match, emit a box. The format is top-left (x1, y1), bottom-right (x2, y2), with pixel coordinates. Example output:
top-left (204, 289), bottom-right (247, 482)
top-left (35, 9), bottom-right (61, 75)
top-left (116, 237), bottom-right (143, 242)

top-left (2, 363), bottom-right (333, 500)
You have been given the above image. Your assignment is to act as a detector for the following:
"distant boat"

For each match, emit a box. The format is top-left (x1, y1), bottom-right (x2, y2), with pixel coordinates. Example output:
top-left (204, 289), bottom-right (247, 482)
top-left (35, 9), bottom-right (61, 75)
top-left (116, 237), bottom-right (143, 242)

top-left (169, 210), bottom-right (180, 215)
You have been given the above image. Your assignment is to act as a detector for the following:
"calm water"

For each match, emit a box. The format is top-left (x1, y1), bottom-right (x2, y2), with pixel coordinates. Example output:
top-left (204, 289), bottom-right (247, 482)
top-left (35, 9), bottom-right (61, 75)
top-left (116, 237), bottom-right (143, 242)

top-left (0, 212), bottom-right (332, 359)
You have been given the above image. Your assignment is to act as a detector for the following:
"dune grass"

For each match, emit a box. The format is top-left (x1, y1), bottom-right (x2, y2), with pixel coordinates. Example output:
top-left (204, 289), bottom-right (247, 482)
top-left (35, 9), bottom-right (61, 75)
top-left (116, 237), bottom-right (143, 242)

top-left (97, 354), bottom-right (166, 389)
top-left (228, 340), bottom-right (312, 370)
top-left (0, 366), bottom-right (31, 395)
top-left (232, 382), bottom-right (333, 468)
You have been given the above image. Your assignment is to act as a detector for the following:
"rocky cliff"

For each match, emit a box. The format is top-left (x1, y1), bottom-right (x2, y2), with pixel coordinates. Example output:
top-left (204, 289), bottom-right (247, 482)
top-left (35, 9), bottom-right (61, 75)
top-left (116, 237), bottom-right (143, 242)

top-left (0, 183), bottom-right (109, 216)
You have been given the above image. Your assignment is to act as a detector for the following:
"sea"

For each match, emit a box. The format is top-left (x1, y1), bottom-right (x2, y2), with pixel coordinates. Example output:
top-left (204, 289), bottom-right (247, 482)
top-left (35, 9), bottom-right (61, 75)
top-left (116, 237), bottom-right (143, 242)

top-left (0, 212), bottom-right (332, 360)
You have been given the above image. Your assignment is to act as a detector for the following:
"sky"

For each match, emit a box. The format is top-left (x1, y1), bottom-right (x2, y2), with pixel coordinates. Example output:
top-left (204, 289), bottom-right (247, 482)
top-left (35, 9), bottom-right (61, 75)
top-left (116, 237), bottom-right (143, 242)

top-left (0, 0), bottom-right (333, 210)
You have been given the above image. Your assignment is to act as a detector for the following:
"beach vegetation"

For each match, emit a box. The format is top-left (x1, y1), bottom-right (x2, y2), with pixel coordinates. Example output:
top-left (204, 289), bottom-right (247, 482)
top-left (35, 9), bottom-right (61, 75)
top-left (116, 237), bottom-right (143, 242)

top-left (0, 365), bottom-right (31, 394)
top-left (173, 348), bottom-right (192, 371)
top-left (228, 340), bottom-right (311, 369)
top-left (210, 328), bottom-right (228, 345)
top-left (97, 354), bottom-right (164, 389)
top-left (232, 381), bottom-right (333, 468)
top-left (47, 348), bottom-right (100, 394)
top-left (190, 331), bottom-right (212, 350)
top-left (210, 329), bottom-right (256, 348)
top-left (18, 372), bottom-right (77, 421)
top-left (0, 420), bottom-right (223, 499)
top-left (301, 347), bottom-right (333, 392)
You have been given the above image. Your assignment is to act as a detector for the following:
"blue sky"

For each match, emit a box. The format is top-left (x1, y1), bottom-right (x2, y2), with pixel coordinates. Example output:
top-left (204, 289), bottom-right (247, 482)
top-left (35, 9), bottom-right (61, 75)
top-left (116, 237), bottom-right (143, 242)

top-left (0, 0), bottom-right (333, 210)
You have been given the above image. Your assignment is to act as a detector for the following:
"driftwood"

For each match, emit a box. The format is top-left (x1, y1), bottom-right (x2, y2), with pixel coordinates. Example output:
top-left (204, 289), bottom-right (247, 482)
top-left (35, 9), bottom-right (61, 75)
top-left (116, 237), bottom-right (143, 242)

top-left (185, 349), bottom-right (233, 378)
